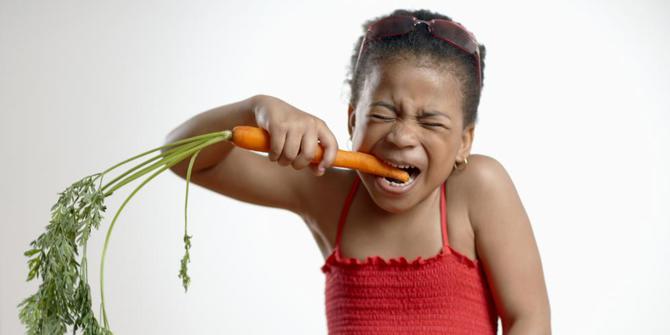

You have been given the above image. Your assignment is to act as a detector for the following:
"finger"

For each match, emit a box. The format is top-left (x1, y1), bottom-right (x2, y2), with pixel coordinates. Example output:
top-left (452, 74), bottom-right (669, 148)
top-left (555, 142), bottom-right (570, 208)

top-left (308, 163), bottom-right (323, 176)
top-left (268, 126), bottom-right (287, 162)
top-left (278, 130), bottom-right (300, 166)
top-left (317, 127), bottom-right (339, 172)
top-left (293, 127), bottom-right (318, 170)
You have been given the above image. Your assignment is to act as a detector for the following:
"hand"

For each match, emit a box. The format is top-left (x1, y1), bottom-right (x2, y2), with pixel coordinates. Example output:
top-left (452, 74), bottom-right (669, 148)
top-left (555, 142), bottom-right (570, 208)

top-left (251, 95), bottom-right (339, 176)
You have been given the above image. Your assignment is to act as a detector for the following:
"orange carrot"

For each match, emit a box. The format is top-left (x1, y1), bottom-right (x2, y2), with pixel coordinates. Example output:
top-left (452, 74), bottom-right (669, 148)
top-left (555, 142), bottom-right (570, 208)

top-left (231, 126), bottom-right (410, 182)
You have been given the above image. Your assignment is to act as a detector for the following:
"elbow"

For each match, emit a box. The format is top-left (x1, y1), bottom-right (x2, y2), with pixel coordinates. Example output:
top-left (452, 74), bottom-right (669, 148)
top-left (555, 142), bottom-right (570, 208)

top-left (502, 314), bottom-right (552, 335)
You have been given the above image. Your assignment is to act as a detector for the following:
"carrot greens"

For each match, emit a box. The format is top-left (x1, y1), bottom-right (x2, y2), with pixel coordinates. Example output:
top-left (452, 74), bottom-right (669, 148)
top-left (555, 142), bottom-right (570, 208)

top-left (19, 130), bottom-right (231, 334)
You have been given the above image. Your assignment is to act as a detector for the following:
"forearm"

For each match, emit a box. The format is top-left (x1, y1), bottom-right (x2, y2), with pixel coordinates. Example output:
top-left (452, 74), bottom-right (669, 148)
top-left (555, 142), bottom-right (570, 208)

top-left (163, 95), bottom-right (259, 174)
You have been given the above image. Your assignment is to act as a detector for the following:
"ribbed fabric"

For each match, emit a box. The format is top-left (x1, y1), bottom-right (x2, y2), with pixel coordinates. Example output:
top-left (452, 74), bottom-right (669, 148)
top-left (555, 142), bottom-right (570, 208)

top-left (321, 175), bottom-right (499, 334)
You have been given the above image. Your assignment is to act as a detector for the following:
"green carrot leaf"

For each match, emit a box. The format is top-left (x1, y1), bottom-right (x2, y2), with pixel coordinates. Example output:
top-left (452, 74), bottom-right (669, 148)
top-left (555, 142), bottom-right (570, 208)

top-left (19, 131), bottom-right (229, 334)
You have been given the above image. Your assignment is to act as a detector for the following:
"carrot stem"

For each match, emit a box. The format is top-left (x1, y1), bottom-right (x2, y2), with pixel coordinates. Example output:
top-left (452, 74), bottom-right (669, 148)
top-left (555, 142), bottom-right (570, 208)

top-left (100, 139), bottom-right (205, 195)
top-left (98, 131), bottom-right (230, 193)
top-left (101, 132), bottom-right (231, 197)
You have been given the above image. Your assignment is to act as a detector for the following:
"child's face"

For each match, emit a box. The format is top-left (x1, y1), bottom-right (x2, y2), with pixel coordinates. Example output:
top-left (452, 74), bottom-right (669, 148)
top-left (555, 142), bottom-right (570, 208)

top-left (348, 57), bottom-right (474, 213)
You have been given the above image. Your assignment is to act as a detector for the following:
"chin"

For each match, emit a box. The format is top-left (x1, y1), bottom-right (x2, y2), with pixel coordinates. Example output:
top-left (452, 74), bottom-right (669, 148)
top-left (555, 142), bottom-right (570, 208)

top-left (372, 198), bottom-right (415, 214)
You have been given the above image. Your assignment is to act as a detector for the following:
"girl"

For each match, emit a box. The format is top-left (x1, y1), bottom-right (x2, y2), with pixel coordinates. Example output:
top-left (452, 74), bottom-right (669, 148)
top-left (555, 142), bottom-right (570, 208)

top-left (165, 9), bottom-right (551, 335)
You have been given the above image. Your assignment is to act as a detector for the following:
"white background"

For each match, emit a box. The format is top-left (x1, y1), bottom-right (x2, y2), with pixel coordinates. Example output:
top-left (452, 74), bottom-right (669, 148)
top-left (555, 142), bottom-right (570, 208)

top-left (1, 0), bottom-right (669, 334)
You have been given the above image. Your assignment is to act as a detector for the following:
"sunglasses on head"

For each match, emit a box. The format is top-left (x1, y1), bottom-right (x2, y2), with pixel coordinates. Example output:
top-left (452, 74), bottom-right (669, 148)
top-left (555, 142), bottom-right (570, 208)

top-left (353, 15), bottom-right (482, 89)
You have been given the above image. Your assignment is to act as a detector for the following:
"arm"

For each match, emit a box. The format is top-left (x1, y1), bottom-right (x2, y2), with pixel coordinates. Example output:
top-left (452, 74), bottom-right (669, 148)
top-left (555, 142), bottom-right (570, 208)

top-left (164, 95), bottom-right (258, 173)
top-left (162, 95), bottom-right (338, 215)
top-left (466, 154), bottom-right (552, 335)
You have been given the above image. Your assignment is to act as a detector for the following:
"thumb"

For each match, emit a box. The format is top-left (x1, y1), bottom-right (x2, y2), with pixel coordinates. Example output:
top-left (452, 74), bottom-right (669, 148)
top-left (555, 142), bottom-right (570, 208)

top-left (309, 162), bottom-right (325, 176)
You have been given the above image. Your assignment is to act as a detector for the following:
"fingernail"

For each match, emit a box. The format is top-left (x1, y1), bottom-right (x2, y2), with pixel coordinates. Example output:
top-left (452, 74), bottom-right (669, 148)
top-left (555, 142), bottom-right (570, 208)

top-left (319, 166), bottom-right (325, 174)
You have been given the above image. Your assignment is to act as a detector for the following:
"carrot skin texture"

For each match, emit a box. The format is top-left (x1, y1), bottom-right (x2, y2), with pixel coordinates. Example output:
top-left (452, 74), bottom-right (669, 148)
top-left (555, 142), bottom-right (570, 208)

top-left (231, 126), bottom-right (410, 182)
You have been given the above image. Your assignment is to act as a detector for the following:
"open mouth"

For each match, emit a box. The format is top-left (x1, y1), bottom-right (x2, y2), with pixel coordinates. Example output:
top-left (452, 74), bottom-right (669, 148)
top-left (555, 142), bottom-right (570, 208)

top-left (382, 160), bottom-right (422, 186)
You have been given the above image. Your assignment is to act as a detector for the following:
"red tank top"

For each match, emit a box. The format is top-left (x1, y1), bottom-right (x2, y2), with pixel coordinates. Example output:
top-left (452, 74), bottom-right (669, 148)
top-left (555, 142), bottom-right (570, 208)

top-left (321, 175), bottom-right (499, 334)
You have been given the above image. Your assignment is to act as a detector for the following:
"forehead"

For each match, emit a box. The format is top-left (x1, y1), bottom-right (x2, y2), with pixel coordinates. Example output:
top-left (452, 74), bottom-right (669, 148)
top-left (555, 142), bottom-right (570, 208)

top-left (361, 57), bottom-right (464, 114)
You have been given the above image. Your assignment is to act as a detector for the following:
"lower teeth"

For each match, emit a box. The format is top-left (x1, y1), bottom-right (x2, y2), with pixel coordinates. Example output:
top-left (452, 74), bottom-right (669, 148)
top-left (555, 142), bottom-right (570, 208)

top-left (384, 175), bottom-right (414, 186)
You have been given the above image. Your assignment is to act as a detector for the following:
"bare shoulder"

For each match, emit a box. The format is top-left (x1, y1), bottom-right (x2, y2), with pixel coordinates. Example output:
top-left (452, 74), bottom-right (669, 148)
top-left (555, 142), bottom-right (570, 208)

top-left (457, 154), bottom-right (519, 232)
top-left (461, 153), bottom-right (509, 184)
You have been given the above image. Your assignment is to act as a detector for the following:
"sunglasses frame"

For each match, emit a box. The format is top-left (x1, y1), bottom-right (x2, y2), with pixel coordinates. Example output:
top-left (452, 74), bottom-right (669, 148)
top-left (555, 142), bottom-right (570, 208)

top-left (353, 15), bottom-right (482, 90)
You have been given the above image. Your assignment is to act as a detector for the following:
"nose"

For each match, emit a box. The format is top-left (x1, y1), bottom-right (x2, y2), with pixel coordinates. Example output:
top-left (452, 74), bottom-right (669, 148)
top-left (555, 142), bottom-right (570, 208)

top-left (385, 120), bottom-right (419, 149)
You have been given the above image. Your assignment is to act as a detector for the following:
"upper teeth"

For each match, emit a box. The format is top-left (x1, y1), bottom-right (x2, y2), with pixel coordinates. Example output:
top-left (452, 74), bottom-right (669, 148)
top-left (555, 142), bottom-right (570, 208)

top-left (384, 160), bottom-right (414, 170)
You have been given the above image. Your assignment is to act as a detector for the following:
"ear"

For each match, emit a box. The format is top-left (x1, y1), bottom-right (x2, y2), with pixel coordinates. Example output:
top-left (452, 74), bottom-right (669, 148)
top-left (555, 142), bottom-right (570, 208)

top-left (457, 124), bottom-right (475, 161)
top-left (347, 104), bottom-right (356, 137)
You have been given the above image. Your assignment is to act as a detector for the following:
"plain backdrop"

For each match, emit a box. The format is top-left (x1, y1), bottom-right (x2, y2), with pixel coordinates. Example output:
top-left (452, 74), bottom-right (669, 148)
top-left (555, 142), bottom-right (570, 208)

top-left (1, 0), bottom-right (669, 334)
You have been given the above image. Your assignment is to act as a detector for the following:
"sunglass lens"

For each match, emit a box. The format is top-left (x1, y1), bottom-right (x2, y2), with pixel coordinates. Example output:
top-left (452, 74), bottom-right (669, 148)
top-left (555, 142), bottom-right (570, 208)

top-left (431, 21), bottom-right (478, 54)
top-left (368, 16), bottom-right (415, 40)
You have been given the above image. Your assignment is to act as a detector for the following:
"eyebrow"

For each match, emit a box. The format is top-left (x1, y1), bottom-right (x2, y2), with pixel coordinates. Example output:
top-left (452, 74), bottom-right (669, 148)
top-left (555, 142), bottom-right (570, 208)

top-left (369, 101), bottom-right (451, 120)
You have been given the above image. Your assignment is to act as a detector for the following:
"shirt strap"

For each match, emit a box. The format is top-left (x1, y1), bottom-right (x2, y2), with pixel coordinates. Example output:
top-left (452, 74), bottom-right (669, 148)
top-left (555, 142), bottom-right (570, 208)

top-left (334, 174), bottom-right (360, 250)
top-left (440, 181), bottom-right (450, 248)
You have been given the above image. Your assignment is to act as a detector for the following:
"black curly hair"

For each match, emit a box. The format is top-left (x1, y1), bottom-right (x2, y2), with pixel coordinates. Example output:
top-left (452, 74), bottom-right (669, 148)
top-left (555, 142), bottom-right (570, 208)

top-left (345, 9), bottom-right (487, 129)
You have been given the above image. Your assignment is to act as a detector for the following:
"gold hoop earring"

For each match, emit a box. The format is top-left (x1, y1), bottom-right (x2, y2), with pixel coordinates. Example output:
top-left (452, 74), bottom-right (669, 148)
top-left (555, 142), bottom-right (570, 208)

top-left (454, 156), bottom-right (469, 171)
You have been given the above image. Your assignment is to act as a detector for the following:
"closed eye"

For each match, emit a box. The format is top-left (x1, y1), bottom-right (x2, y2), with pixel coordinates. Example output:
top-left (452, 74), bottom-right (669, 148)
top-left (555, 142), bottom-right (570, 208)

top-left (370, 114), bottom-right (394, 121)
top-left (370, 114), bottom-right (448, 129)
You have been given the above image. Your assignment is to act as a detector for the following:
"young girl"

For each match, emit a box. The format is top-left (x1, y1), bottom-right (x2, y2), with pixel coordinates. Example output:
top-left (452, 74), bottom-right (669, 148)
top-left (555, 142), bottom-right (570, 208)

top-left (165, 9), bottom-right (551, 335)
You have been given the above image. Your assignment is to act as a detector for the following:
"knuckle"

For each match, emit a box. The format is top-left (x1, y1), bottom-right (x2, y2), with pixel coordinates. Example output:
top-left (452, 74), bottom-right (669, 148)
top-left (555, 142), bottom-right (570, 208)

top-left (269, 145), bottom-right (281, 160)
top-left (272, 124), bottom-right (287, 134)
top-left (304, 150), bottom-right (316, 163)
top-left (302, 142), bottom-right (316, 159)
top-left (254, 93), bottom-right (269, 101)
top-left (284, 149), bottom-right (297, 161)
top-left (291, 160), bottom-right (304, 170)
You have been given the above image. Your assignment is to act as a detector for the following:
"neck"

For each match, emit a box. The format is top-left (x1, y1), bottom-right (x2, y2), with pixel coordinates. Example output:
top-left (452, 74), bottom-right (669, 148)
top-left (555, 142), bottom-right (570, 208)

top-left (363, 183), bottom-right (442, 229)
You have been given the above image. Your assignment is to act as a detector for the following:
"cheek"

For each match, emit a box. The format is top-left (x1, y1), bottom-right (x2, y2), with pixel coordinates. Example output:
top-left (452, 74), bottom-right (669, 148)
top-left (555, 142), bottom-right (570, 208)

top-left (425, 139), bottom-right (455, 172)
top-left (352, 123), bottom-right (388, 152)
